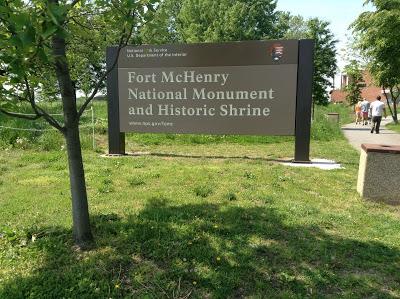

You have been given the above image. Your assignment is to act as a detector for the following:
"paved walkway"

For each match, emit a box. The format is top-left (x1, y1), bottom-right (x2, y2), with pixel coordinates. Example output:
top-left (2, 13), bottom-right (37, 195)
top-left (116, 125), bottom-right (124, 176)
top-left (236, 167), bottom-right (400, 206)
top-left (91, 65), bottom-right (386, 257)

top-left (342, 117), bottom-right (400, 152)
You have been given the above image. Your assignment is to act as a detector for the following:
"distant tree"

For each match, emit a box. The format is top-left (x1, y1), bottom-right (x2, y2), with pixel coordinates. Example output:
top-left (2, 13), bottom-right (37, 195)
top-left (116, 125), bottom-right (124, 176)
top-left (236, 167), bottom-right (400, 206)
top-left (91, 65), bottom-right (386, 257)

top-left (307, 18), bottom-right (337, 106)
top-left (139, 0), bottom-right (181, 44)
top-left (283, 15), bottom-right (309, 39)
top-left (344, 61), bottom-right (363, 106)
top-left (352, 0), bottom-right (400, 124)
top-left (339, 34), bottom-right (368, 69)
top-left (141, 0), bottom-right (284, 43)
top-left (282, 15), bottom-right (337, 106)
top-left (274, 11), bottom-right (293, 39)
top-left (0, 0), bottom-right (155, 247)
top-left (142, 5), bottom-right (337, 107)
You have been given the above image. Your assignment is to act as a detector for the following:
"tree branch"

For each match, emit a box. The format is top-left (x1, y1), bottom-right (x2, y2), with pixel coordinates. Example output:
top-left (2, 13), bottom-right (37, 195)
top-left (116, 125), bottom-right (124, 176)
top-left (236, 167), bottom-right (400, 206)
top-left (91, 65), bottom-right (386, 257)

top-left (23, 76), bottom-right (66, 132)
top-left (77, 16), bottom-right (134, 118)
top-left (1, 84), bottom-right (65, 131)
top-left (395, 85), bottom-right (400, 101)
top-left (70, 16), bottom-right (100, 31)
top-left (0, 108), bottom-right (42, 120)
top-left (38, 106), bottom-right (66, 132)
top-left (5, 92), bottom-right (31, 103)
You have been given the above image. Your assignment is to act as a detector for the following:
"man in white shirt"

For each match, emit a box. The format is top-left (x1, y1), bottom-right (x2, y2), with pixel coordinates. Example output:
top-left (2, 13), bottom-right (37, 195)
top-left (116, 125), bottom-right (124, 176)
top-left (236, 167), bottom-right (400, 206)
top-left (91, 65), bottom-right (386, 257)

top-left (369, 95), bottom-right (387, 134)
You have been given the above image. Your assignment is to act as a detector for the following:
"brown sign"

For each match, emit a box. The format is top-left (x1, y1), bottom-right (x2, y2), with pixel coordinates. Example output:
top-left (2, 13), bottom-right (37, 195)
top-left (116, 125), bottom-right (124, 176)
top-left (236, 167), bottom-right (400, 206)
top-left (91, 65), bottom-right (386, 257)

top-left (117, 40), bottom-right (299, 135)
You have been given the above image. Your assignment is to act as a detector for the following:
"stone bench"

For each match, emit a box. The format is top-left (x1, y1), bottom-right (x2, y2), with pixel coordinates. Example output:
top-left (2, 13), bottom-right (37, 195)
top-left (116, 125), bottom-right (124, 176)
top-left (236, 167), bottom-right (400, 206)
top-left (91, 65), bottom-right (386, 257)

top-left (357, 144), bottom-right (400, 203)
top-left (326, 112), bottom-right (340, 123)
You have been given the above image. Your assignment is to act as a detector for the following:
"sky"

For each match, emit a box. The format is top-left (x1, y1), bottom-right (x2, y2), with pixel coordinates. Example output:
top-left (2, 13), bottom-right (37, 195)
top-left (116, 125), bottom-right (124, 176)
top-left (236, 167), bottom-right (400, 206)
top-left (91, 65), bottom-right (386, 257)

top-left (276, 0), bottom-right (373, 72)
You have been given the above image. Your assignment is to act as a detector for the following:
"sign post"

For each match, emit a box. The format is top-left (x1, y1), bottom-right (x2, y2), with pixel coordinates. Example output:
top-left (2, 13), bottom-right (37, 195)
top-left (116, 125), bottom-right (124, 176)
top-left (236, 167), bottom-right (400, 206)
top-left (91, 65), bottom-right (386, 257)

top-left (107, 40), bottom-right (314, 159)
top-left (107, 47), bottom-right (125, 155)
top-left (294, 40), bottom-right (314, 163)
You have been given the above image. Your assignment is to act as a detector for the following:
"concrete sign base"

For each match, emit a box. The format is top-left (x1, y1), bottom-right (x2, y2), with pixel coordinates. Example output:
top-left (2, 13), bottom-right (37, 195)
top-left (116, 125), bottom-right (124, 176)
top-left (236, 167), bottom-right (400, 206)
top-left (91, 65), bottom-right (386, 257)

top-left (357, 144), bottom-right (400, 203)
top-left (280, 158), bottom-right (342, 170)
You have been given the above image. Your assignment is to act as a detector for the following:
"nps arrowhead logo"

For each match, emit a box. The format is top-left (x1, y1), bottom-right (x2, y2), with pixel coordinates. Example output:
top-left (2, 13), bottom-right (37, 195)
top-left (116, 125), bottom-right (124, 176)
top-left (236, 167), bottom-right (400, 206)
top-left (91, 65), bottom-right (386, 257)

top-left (270, 44), bottom-right (284, 62)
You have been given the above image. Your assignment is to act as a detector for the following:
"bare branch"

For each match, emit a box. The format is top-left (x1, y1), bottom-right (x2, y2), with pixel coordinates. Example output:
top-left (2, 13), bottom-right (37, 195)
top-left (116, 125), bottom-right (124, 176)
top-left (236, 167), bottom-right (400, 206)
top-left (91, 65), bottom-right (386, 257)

top-left (70, 16), bottom-right (99, 31)
top-left (389, 86), bottom-right (395, 100)
top-left (5, 92), bottom-right (31, 103)
top-left (23, 76), bottom-right (66, 132)
top-left (0, 108), bottom-right (42, 120)
top-left (395, 85), bottom-right (400, 100)
top-left (37, 106), bottom-right (66, 132)
top-left (77, 16), bottom-right (135, 118)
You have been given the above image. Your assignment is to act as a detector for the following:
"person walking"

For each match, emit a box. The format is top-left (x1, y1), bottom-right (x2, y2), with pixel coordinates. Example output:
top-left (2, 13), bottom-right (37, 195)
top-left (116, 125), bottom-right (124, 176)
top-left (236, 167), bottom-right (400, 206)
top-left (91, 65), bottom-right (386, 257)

top-left (354, 100), bottom-right (362, 124)
top-left (370, 95), bottom-right (387, 134)
top-left (360, 98), bottom-right (370, 125)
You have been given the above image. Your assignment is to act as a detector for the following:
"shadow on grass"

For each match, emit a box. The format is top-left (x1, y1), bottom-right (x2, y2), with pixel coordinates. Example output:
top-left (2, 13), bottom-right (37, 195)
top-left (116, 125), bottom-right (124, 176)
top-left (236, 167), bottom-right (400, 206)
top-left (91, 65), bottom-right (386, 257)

top-left (342, 127), bottom-right (398, 135)
top-left (114, 151), bottom-right (293, 163)
top-left (1, 198), bottom-right (400, 298)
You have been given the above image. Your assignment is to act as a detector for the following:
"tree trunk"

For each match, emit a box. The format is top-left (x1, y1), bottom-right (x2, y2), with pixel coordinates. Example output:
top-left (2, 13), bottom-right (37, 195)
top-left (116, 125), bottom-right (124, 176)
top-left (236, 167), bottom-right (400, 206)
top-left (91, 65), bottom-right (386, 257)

top-left (51, 0), bottom-right (93, 246)
top-left (64, 125), bottom-right (93, 246)
top-left (383, 87), bottom-right (395, 121)
top-left (389, 89), bottom-right (399, 124)
top-left (385, 98), bottom-right (394, 119)
top-left (392, 96), bottom-right (398, 124)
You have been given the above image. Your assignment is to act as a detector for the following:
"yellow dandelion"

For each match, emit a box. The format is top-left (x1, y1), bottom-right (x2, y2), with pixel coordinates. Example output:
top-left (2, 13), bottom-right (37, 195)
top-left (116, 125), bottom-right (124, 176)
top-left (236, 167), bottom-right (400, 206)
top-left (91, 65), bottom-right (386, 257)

top-left (192, 281), bottom-right (197, 285)
top-left (115, 284), bottom-right (120, 289)
top-left (216, 257), bottom-right (221, 261)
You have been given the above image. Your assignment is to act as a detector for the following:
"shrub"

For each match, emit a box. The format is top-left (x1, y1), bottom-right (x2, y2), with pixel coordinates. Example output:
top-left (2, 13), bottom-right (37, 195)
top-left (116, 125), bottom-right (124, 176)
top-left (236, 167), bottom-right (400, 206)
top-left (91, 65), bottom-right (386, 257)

top-left (224, 192), bottom-right (237, 201)
top-left (37, 131), bottom-right (64, 151)
top-left (98, 178), bottom-right (114, 193)
top-left (128, 177), bottom-right (146, 187)
top-left (194, 185), bottom-right (213, 198)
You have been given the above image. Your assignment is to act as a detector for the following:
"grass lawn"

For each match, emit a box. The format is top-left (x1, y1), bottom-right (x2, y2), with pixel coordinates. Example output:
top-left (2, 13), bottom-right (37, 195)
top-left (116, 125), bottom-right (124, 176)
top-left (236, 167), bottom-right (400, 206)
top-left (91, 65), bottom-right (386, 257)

top-left (387, 121), bottom-right (400, 133)
top-left (1, 103), bottom-right (400, 298)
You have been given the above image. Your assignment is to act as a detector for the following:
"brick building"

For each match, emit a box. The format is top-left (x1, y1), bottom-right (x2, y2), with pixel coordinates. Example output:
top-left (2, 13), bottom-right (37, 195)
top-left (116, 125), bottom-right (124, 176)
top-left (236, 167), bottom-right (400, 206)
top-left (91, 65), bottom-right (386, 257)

top-left (330, 71), bottom-right (386, 104)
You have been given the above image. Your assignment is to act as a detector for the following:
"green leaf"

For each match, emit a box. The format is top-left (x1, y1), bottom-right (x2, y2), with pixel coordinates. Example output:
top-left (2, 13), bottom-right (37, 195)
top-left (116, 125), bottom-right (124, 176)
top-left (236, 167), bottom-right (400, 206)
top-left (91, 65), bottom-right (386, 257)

top-left (10, 13), bottom-right (29, 27)
top-left (47, 3), bottom-right (67, 26)
top-left (0, 76), bottom-right (8, 84)
top-left (20, 26), bottom-right (36, 47)
top-left (9, 35), bottom-right (23, 49)
top-left (37, 47), bottom-right (49, 64)
top-left (42, 24), bottom-right (58, 39)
